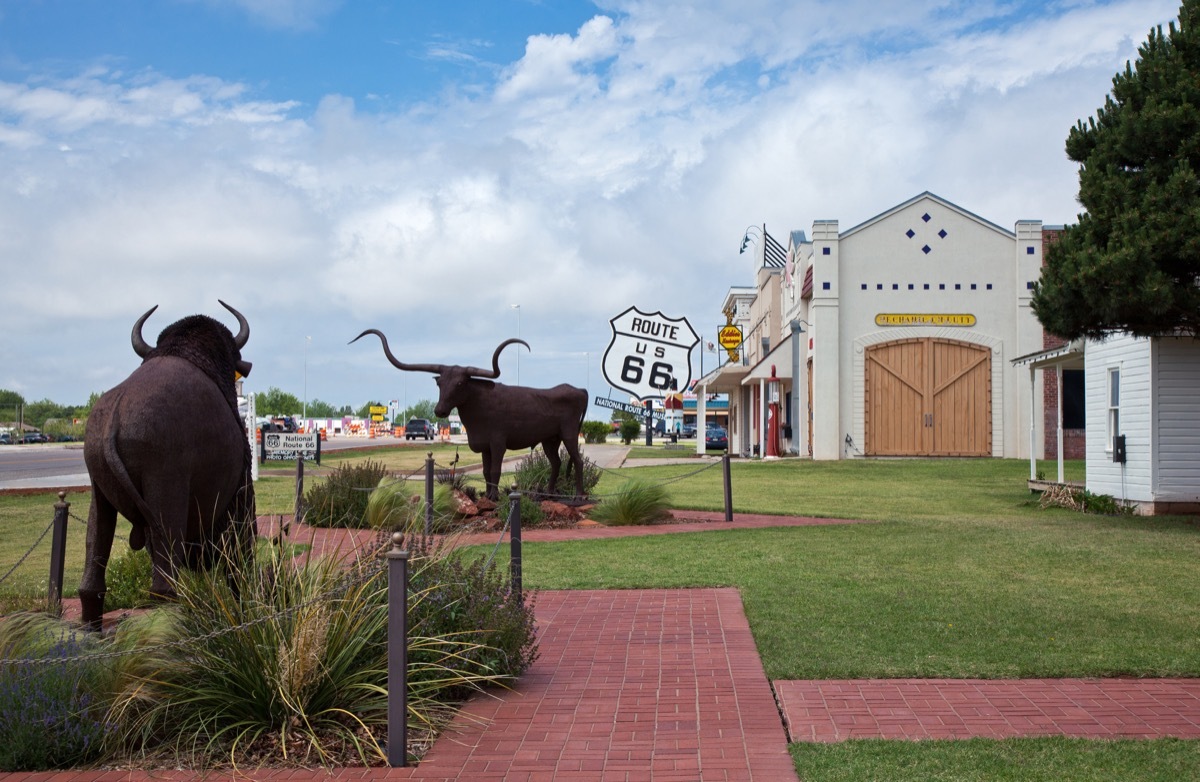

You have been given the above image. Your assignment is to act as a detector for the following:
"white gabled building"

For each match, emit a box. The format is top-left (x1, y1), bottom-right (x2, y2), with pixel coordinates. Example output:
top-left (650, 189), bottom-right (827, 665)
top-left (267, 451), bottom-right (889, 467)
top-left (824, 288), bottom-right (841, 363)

top-left (701, 192), bottom-right (1049, 460)
top-left (1082, 334), bottom-right (1200, 514)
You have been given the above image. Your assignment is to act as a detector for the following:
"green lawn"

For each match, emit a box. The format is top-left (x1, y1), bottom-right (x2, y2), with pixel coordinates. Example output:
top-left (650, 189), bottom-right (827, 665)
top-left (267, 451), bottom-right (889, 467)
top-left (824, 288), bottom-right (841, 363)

top-left (508, 458), bottom-right (1200, 680)
top-left (790, 738), bottom-right (1200, 782)
top-left (495, 456), bottom-right (1199, 779)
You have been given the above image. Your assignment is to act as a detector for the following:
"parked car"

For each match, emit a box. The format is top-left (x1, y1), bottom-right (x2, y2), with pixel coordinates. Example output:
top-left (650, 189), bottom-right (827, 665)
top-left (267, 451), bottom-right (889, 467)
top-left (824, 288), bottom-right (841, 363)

top-left (405, 418), bottom-right (436, 441)
top-left (20, 432), bottom-right (48, 444)
top-left (704, 426), bottom-right (728, 451)
top-left (680, 424), bottom-right (697, 438)
top-left (0, 433), bottom-right (11, 445)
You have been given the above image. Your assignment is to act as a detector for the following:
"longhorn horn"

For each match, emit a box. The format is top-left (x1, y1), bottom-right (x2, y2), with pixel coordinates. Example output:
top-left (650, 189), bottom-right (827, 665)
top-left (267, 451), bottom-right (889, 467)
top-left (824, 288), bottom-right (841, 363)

top-left (218, 300), bottom-right (250, 349)
top-left (467, 338), bottom-right (530, 379)
top-left (349, 329), bottom-right (447, 374)
top-left (131, 305), bottom-right (159, 358)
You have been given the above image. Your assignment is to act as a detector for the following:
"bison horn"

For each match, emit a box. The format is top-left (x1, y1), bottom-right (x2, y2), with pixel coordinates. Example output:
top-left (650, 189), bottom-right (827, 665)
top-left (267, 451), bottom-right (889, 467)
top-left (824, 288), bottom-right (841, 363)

top-left (219, 300), bottom-right (250, 349)
top-left (350, 329), bottom-right (447, 374)
top-left (467, 338), bottom-right (530, 380)
top-left (131, 305), bottom-right (159, 358)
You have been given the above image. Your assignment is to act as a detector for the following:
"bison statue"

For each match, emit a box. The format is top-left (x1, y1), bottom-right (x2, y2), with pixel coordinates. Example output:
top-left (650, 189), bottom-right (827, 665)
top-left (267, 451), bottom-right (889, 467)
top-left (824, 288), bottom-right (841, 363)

top-left (351, 329), bottom-right (589, 501)
top-left (80, 301), bottom-right (256, 631)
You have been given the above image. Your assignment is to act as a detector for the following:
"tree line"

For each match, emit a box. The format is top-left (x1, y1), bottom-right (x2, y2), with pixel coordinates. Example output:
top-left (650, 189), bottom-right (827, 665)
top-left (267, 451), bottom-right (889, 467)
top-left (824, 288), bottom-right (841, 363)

top-left (240, 387), bottom-right (443, 425)
top-left (0, 386), bottom-right (443, 434)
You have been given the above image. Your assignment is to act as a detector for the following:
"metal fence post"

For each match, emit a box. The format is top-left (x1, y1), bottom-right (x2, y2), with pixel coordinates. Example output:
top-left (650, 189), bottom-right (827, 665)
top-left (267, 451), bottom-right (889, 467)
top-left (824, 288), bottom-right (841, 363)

top-left (723, 453), bottom-right (733, 522)
top-left (508, 490), bottom-right (522, 599)
top-left (294, 457), bottom-right (304, 525)
top-left (48, 492), bottom-right (69, 607)
top-left (424, 452), bottom-right (434, 537)
top-left (387, 533), bottom-right (409, 767)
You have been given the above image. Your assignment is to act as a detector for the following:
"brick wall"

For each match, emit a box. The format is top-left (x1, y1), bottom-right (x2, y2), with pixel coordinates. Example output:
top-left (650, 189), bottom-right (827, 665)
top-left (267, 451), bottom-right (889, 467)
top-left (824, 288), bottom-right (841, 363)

top-left (1040, 227), bottom-right (1085, 459)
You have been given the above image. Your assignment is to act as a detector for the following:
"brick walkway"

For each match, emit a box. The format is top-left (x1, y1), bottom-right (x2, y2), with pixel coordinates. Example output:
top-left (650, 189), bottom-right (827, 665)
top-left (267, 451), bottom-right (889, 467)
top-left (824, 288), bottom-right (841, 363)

top-left (775, 678), bottom-right (1200, 742)
top-left (407, 589), bottom-right (798, 781)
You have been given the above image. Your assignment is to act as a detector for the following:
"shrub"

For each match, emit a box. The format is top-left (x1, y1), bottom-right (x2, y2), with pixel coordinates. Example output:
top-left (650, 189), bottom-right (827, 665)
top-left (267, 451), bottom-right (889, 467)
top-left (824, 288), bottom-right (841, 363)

top-left (1038, 485), bottom-right (1135, 515)
top-left (497, 491), bottom-right (545, 527)
top-left (512, 447), bottom-right (601, 499)
top-left (104, 548), bottom-right (153, 611)
top-left (303, 460), bottom-right (390, 528)
top-left (0, 615), bottom-right (112, 771)
top-left (619, 419), bottom-right (641, 445)
top-left (408, 542), bottom-right (539, 697)
top-left (592, 480), bottom-right (673, 526)
top-left (581, 421), bottom-right (611, 444)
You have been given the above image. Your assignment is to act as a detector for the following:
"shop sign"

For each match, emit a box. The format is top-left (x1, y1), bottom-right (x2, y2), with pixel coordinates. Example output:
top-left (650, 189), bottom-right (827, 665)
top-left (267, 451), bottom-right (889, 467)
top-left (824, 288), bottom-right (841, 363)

top-left (875, 313), bottom-right (976, 327)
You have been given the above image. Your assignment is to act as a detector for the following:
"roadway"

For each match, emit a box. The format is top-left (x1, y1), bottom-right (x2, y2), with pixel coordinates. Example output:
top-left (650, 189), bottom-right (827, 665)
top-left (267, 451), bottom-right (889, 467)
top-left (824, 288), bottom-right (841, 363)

top-left (0, 435), bottom-right (446, 491)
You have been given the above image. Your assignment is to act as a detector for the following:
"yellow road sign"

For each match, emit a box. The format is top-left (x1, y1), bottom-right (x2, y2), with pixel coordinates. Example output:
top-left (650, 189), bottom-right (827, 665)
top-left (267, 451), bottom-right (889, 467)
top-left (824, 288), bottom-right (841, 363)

top-left (718, 325), bottom-right (743, 350)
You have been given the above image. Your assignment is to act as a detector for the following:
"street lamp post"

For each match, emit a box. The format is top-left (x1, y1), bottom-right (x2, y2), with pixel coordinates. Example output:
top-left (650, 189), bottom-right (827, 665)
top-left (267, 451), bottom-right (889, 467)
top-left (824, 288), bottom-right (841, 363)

top-left (511, 304), bottom-right (521, 384)
top-left (303, 336), bottom-right (311, 421)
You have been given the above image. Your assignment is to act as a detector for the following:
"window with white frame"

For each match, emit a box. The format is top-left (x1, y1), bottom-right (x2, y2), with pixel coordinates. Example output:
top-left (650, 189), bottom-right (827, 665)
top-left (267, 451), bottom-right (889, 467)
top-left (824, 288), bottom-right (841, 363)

top-left (1107, 367), bottom-right (1120, 451)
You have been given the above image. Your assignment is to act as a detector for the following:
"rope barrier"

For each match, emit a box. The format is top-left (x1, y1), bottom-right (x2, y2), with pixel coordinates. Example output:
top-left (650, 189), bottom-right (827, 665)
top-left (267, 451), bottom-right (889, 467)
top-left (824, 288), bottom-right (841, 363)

top-left (0, 518), bottom-right (55, 586)
top-left (0, 556), bottom-right (384, 668)
top-left (0, 443), bottom-right (728, 667)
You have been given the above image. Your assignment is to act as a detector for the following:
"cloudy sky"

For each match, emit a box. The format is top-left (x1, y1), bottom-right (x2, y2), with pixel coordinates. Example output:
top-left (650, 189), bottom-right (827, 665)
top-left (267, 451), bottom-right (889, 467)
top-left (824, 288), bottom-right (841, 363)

top-left (0, 0), bottom-right (1181, 417)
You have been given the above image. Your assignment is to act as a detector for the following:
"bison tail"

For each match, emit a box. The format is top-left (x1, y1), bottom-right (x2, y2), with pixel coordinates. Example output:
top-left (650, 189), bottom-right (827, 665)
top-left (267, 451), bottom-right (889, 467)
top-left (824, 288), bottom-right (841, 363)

top-left (102, 401), bottom-right (160, 531)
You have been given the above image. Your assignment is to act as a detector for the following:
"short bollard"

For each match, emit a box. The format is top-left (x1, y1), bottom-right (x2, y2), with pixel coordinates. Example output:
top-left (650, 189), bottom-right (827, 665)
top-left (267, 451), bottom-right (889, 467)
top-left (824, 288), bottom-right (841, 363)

top-left (387, 533), bottom-right (409, 767)
top-left (508, 490), bottom-right (522, 599)
top-left (424, 452), bottom-right (434, 537)
top-left (48, 492), bottom-right (69, 606)
top-left (294, 457), bottom-right (305, 525)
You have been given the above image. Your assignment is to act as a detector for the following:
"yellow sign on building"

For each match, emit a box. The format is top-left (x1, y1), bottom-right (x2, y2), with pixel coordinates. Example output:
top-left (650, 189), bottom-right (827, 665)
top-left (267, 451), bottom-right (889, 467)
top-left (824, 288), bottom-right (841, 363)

top-left (718, 324), bottom-right (743, 350)
top-left (875, 313), bottom-right (976, 327)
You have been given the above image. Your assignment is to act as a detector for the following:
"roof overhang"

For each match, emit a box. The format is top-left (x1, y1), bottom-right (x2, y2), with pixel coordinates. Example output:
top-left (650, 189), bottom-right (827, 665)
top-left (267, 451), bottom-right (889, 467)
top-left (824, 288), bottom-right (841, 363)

top-left (1011, 338), bottom-right (1085, 370)
top-left (741, 332), bottom-right (794, 385)
top-left (695, 361), bottom-right (751, 394)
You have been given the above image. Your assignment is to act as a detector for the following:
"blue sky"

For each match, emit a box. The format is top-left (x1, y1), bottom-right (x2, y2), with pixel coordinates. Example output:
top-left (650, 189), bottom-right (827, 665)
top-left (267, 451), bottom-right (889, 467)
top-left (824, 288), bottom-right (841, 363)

top-left (0, 0), bottom-right (1182, 416)
top-left (0, 1), bottom-right (600, 109)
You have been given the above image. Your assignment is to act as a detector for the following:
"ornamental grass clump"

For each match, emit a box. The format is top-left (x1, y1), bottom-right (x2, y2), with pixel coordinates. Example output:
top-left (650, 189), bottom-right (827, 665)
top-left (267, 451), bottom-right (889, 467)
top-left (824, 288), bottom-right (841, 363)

top-left (0, 614), bottom-right (113, 771)
top-left (365, 476), bottom-right (457, 534)
top-left (303, 459), bottom-right (390, 528)
top-left (98, 535), bottom-right (538, 769)
top-left (112, 544), bottom-right (395, 768)
top-left (592, 480), bottom-right (673, 526)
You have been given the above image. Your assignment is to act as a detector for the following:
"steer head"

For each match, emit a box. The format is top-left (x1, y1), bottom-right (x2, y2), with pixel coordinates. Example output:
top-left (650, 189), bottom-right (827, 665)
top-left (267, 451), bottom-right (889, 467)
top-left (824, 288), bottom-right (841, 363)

top-left (350, 329), bottom-right (529, 414)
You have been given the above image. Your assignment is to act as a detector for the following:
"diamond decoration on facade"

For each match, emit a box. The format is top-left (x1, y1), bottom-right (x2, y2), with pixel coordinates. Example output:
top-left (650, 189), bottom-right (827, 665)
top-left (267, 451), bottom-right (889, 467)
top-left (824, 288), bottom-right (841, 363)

top-left (906, 229), bottom-right (915, 238)
top-left (922, 245), bottom-right (931, 254)
top-left (922, 213), bottom-right (931, 222)
top-left (938, 229), bottom-right (947, 238)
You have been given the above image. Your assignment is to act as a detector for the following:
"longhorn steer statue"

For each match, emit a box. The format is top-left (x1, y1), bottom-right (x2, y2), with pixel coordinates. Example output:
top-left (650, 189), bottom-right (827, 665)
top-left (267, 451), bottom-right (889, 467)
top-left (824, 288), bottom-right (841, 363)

top-left (352, 329), bottom-right (589, 501)
top-left (80, 301), bottom-right (256, 631)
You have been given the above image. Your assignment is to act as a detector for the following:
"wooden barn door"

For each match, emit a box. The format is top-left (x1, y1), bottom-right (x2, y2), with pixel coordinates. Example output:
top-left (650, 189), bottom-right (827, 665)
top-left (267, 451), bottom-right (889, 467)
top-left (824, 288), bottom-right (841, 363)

top-left (865, 338), bottom-right (991, 456)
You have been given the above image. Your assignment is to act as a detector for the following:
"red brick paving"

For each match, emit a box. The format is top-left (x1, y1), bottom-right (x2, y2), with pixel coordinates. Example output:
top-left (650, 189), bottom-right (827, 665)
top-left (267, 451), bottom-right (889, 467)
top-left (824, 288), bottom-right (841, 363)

top-left (408, 589), bottom-right (798, 781)
top-left (775, 678), bottom-right (1200, 742)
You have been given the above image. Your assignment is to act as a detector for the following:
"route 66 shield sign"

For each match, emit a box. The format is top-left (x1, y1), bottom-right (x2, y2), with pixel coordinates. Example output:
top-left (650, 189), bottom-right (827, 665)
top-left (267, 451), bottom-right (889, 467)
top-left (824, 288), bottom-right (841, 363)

top-left (602, 307), bottom-right (699, 401)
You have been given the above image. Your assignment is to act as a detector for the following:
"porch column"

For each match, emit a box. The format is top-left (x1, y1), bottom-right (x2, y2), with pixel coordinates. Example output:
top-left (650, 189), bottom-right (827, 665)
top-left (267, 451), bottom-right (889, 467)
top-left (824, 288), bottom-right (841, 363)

top-left (1056, 363), bottom-right (1065, 484)
top-left (758, 377), bottom-right (766, 458)
top-left (696, 383), bottom-right (707, 456)
top-left (1028, 365), bottom-right (1036, 481)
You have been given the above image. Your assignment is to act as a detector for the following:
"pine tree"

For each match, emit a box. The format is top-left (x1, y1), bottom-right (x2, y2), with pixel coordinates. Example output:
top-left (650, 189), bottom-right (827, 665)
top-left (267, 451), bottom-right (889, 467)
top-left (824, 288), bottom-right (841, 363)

top-left (1032, 0), bottom-right (1200, 339)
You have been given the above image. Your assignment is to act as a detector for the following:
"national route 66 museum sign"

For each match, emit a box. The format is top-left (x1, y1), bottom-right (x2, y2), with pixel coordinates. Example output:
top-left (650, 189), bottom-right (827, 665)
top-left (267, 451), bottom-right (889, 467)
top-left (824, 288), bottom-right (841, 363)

top-left (602, 306), bottom-right (699, 401)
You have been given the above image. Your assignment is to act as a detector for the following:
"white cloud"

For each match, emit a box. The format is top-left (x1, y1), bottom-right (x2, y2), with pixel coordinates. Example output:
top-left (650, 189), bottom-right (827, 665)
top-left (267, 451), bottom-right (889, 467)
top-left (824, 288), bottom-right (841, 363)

top-left (0, 0), bottom-right (1186, 406)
